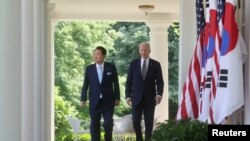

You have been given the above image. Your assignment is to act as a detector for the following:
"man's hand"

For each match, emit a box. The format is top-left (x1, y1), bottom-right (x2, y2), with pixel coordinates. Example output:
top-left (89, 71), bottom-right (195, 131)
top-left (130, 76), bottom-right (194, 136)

top-left (115, 100), bottom-right (120, 106)
top-left (155, 95), bottom-right (162, 105)
top-left (126, 98), bottom-right (132, 106)
top-left (80, 101), bottom-right (85, 107)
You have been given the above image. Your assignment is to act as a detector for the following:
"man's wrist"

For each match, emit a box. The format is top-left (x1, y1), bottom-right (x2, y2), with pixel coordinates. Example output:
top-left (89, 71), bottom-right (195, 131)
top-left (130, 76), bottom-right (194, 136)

top-left (156, 95), bottom-right (162, 98)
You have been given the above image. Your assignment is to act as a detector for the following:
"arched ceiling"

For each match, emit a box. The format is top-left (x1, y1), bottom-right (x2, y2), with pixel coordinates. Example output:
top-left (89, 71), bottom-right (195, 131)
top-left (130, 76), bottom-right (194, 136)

top-left (49, 0), bottom-right (179, 21)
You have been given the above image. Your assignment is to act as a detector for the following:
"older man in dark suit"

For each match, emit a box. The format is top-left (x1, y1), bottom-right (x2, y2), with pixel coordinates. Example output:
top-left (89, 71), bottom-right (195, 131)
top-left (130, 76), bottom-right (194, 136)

top-left (81, 46), bottom-right (120, 141)
top-left (125, 42), bottom-right (164, 141)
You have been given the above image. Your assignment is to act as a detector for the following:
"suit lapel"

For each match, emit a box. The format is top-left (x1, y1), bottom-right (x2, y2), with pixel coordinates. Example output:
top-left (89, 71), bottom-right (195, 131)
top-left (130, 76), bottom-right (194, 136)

top-left (145, 59), bottom-right (153, 80)
top-left (136, 59), bottom-right (143, 80)
top-left (102, 62), bottom-right (108, 84)
top-left (92, 64), bottom-right (103, 85)
top-left (91, 64), bottom-right (99, 84)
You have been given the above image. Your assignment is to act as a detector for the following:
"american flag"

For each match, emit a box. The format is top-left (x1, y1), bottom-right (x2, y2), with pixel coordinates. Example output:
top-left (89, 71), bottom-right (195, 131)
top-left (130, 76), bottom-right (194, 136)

top-left (217, 0), bottom-right (225, 38)
top-left (217, 0), bottom-right (225, 25)
top-left (177, 0), bottom-right (205, 120)
top-left (196, 0), bottom-right (205, 36)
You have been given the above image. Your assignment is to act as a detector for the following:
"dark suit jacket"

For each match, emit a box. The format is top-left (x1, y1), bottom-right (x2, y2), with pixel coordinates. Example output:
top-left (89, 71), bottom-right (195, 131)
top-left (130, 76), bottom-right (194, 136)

top-left (81, 62), bottom-right (120, 110)
top-left (125, 58), bottom-right (164, 106)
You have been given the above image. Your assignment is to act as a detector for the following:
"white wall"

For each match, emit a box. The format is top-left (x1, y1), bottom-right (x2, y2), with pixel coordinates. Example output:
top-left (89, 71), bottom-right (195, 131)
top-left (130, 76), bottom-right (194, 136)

top-left (0, 0), bottom-right (22, 140)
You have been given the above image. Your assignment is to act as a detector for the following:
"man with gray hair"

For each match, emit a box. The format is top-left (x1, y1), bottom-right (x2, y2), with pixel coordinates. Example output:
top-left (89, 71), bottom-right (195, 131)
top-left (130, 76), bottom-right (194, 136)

top-left (125, 42), bottom-right (164, 141)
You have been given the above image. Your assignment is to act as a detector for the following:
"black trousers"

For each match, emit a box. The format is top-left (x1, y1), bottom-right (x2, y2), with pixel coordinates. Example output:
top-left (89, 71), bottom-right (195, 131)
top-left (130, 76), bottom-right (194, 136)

top-left (132, 97), bottom-right (155, 141)
top-left (90, 99), bottom-right (114, 141)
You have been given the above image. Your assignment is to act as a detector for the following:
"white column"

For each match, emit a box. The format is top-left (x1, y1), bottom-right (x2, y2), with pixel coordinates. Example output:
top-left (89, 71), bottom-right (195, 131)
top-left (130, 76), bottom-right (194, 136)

top-left (0, 0), bottom-right (22, 140)
top-left (178, 0), bottom-right (196, 103)
top-left (0, 0), bottom-right (48, 141)
top-left (146, 21), bottom-right (171, 123)
top-left (22, 0), bottom-right (49, 141)
top-left (36, 0), bottom-right (49, 140)
top-left (47, 3), bottom-right (56, 141)
top-left (22, 0), bottom-right (35, 140)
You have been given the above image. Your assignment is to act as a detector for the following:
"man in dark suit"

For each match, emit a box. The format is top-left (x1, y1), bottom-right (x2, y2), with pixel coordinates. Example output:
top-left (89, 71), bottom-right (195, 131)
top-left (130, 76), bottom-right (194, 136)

top-left (80, 46), bottom-right (120, 141)
top-left (125, 42), bottom-right (164, 141)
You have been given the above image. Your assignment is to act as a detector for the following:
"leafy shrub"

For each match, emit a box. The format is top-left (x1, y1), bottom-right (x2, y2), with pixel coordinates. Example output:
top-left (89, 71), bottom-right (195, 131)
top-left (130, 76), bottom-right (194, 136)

top-left (113, 134), bottom-right (136, 141)
top-left (55, 87), bottom-right (79, 141)
top-left (77, 133), bottom-right (136, 141)
top-left (152, 119), bottom-right (208, 141)
top-left (78, 133), bottom-right (92, 141)
top-left (77, 133), bottom-right (108, 141)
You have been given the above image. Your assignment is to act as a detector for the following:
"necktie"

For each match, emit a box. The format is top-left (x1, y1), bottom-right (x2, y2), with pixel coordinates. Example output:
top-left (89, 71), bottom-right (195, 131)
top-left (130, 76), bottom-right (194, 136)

top-left (142, 60), bottom-right (147, 80)
top-left (97, 65), bottom-right (102, 83)
top-left (97, 65), bottom-right (103, 98)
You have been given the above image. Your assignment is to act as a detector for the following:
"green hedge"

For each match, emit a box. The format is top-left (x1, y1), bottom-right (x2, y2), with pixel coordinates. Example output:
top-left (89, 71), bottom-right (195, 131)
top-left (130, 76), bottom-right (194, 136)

top-left (152, 119), bottom-right (208, 141)
top-left (63, 132), bottom-right (136, 141)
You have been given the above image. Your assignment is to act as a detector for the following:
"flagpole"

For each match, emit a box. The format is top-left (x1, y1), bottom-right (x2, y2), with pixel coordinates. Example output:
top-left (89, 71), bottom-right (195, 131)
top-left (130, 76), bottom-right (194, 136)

top-left (226, 116), bottom-right (230, 124)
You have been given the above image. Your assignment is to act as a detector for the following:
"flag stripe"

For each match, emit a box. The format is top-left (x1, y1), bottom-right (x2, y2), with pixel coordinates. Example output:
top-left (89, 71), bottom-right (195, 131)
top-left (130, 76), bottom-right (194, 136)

top-left (177, 0), bottom-right (205, 120)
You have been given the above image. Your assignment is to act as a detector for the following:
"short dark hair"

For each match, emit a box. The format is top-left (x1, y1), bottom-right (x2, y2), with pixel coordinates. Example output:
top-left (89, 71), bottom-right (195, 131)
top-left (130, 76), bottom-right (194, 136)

top-left (94, 46), bottom-right (107, 55)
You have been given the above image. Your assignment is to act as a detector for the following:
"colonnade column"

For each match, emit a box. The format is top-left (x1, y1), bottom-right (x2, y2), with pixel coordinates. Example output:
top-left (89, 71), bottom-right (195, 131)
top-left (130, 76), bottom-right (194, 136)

top-left (47, 2), bottom-right (56, 141)
top-left (0, 0), bottom-right (48, 141)
top-left (146, 21), bottom-right (171, 123)
top-left (178, 0), bottom-right (196, 104)
top-left (0, 0), bottom-right (22, 140)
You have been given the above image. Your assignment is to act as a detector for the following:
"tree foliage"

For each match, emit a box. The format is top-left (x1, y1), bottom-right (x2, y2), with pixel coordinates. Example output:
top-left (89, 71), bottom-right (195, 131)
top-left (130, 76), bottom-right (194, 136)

top-left (55, 21), bottom-right (117, 115)
top-left (54, 21), bottom-right (180, 139)
top-left (168, 22), bottom-right (180, 119)
top-left (54, 21), bottom-right (119, 140)
top-left (108, 22), bottom-right (150, 75)
top-left (54, 86), bottom-right (78, 140)
top-left (168, 22), bottom-right (179, 90)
